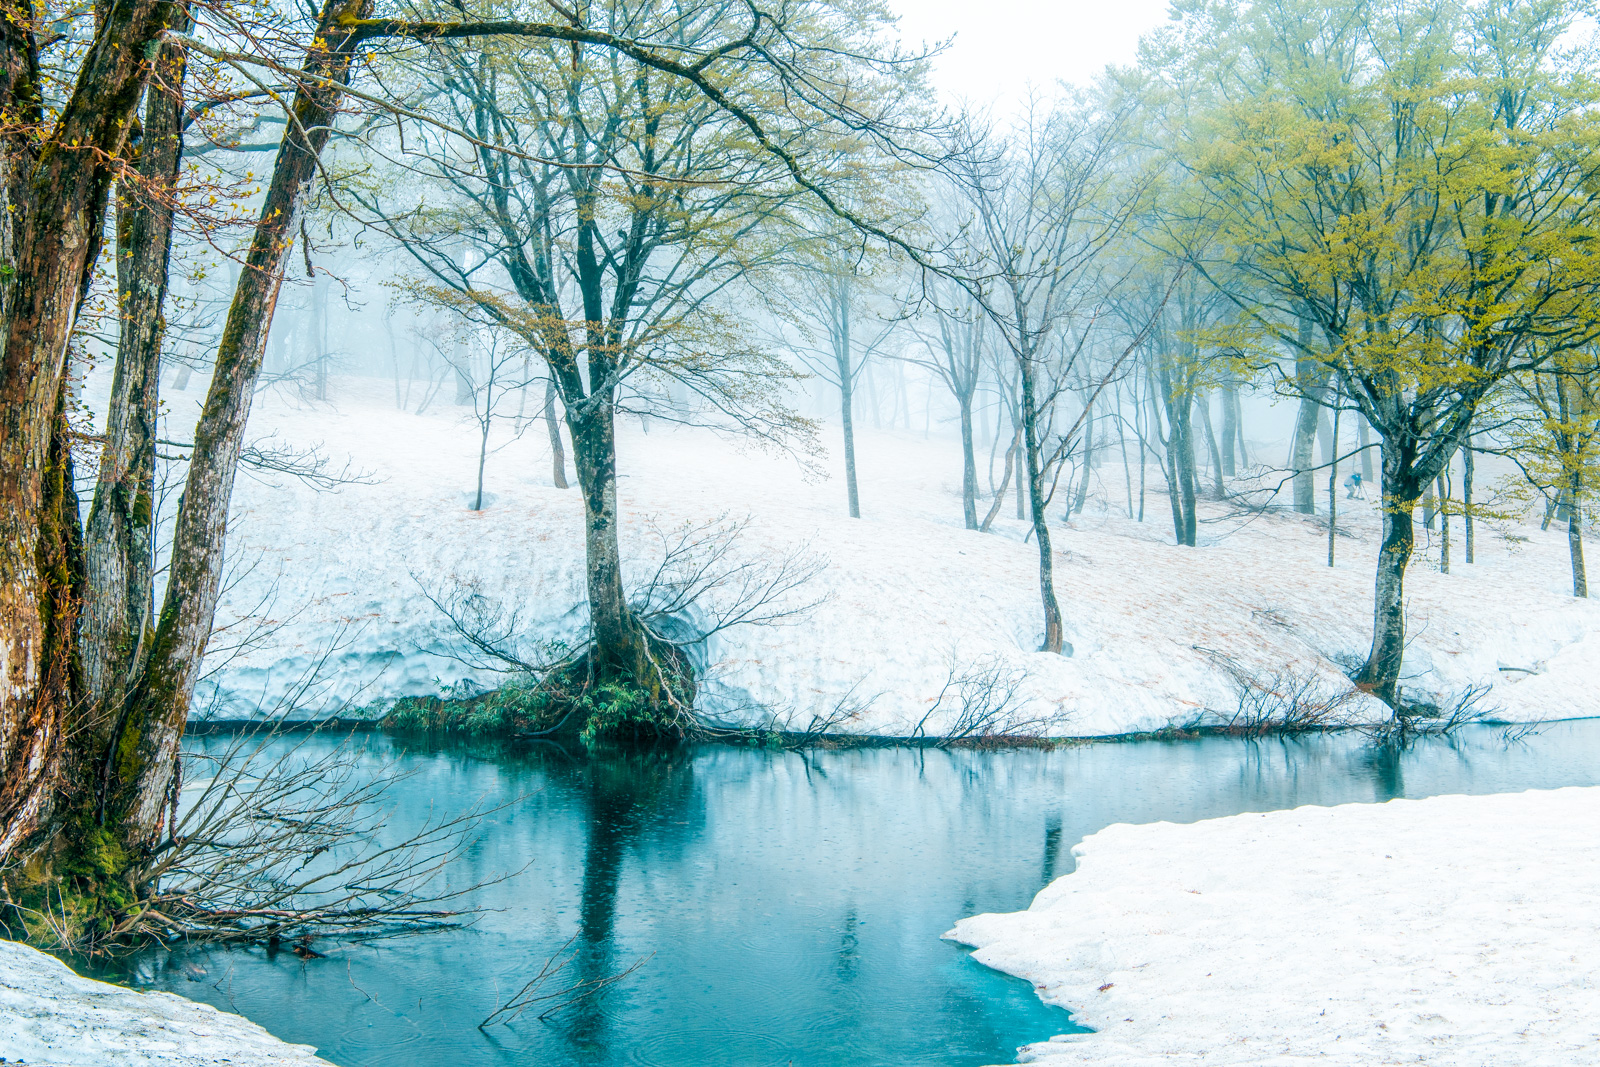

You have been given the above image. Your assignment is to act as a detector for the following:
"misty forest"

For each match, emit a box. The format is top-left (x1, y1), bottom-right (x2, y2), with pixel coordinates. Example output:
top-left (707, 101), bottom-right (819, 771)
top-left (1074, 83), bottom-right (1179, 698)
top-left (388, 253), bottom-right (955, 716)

top-left (1, 0), bottom-right (1599, 1064)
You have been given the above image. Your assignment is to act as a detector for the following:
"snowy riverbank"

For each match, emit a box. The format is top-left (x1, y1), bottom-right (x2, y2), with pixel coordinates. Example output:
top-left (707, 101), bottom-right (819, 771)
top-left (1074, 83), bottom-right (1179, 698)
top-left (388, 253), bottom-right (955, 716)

top-left (950, 787), bottom-right (1600, 1066)
top-left (146, 374), bottom-right (1600, 734)
top-left (0, 939), bottom-right (333, 1066)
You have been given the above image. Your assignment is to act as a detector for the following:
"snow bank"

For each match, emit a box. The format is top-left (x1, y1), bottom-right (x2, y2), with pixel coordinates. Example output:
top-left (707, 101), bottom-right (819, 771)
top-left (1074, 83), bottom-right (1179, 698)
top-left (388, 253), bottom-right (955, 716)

top-left (949, 787), bottom-right (1600, 1066)
top-left (148, 375), bottom-right (1600, 735)
top-left (0, 939), bottom-right (332, 1066)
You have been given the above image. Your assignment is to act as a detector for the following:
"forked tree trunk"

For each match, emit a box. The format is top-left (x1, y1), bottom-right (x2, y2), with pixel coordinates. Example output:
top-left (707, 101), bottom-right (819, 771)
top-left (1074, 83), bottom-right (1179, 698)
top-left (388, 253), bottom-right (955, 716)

top-left (0, 0), bottom-right (180, 858)
top-left (105, 0), bottom-right (375, 845)
top-left (83, 29), bottom-right (188, 729)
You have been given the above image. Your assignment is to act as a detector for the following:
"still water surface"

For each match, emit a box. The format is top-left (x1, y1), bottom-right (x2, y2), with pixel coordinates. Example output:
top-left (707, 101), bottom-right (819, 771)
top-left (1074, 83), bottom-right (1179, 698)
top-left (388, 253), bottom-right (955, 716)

top-left (110, 721), bottom-right (1600, 1066)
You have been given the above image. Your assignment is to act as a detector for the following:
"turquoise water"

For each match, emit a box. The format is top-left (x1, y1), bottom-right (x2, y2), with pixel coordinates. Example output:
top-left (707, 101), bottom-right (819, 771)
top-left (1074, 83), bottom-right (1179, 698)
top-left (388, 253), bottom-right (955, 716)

top-left (108, 721), bottom-right (1600, 1066)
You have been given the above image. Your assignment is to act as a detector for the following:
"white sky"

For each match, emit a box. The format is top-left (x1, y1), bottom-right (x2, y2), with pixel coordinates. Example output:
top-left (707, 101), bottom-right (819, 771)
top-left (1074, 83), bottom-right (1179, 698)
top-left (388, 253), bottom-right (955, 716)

top-left (887, 0), bottom-right (1176, 113)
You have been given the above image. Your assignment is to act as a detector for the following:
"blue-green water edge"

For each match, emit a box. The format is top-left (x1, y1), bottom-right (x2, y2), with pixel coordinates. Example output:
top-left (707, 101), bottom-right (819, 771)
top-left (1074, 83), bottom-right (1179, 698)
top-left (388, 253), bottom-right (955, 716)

top-left (98, 721), bottom-right (1600, 1066)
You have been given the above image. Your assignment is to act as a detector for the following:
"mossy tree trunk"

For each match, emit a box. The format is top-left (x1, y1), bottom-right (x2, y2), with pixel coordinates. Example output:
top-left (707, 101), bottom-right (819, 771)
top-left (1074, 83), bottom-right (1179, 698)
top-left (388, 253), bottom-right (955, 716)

top-left (0, 0), bottom-right (181, 860)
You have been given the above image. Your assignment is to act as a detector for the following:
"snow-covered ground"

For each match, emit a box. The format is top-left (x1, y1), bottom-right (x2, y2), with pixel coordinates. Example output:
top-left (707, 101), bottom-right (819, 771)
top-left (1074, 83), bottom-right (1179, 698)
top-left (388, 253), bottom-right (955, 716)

top-left (157, 373), bottom-right (1600, 734)
top-left (949, 787), bottom-right (1600, 1066)
top-left (0, 939), bottom-right (333, 1066)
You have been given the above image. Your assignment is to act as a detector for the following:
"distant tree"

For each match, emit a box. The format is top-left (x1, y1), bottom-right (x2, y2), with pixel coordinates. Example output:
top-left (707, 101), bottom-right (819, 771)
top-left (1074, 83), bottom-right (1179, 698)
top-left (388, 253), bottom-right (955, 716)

top-left (777, 245), bottom-right (904, 518)
top-left (950, 102), bottom-right (1143, 654)
top-left (1154, 0), bottom-right (1600, 706)
top-left (908, 276), bottom-right (987, 529)
top-left (1498, 354), bottom-right (1600, 597)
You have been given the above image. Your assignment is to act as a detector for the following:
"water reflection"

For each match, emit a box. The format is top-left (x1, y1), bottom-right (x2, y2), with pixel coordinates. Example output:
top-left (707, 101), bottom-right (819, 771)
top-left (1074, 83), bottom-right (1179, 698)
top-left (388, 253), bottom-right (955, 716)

top-left (101, 719), bottom-right (1600, 1067)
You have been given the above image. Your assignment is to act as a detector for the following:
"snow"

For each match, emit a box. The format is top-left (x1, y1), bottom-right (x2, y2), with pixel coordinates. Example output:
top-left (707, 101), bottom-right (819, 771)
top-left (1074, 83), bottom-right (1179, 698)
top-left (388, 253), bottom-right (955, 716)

top-left (0, 939), bottom-right (333, 1066)
top-left (948, 786), bottom-right (1600, 1066)
top-left (162, 373), bottom-right (1600, 735)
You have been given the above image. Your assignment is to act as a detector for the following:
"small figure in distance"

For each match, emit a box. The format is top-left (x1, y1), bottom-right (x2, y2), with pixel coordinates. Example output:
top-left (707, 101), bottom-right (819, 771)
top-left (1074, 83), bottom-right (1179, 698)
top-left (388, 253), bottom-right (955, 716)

top-left (1344, 470), bottom-right (1368, 500)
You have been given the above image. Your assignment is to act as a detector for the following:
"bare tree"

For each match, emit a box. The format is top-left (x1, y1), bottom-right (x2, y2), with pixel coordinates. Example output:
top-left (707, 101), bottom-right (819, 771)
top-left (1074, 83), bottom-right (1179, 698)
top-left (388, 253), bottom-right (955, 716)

top-left (949, 102), bottom-right (1142, 653)
top-left (776, 245), bottom-right (903, 518)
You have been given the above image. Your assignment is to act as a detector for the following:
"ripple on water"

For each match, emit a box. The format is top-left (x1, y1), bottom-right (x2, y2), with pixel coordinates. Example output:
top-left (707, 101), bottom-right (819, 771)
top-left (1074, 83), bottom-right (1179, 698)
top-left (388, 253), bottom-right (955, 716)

top-left (626, 1026), bottom-right (794, 1067)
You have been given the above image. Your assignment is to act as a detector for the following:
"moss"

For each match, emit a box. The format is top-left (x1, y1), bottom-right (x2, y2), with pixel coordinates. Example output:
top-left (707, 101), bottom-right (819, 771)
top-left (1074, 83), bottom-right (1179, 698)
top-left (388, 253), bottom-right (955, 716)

top-left (382, 645), bottom-right (697, 750)
top-left (3, 818), bottom-right (139, 952)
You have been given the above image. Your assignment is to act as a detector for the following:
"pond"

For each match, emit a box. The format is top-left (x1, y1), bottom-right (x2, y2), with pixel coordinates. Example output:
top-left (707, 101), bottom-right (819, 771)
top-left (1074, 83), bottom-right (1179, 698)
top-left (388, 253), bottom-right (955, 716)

top-left (100, 720), bottom-right (1600, 1067)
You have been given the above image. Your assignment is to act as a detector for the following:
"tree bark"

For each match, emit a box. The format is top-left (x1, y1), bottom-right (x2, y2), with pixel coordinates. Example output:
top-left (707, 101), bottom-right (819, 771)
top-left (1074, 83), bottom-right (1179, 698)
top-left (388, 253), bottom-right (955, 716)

top-left (1176, 397), bottom-right (1198, 547)
top-left (83, 29), bottom-right (188, 729)
top-left (105, 0), bottom-right (375, 846)
top-left (568, 404), bottom-right (648, 682)
top-left (1018, 351), bottom-right (1066, 655)
top-left (958, 388), bottom-right (977, 529)
top-left (1327, 405), bottom-right (1339, 568)
top-left (0, 0), bottom-right (180, 859)
top-left (1569, 493), bottom-right (1587, 598)
top-left (1438, 473), bottom-right (1450, 575)
top-left (1355, 439), bottom-right (1419, 707)
top-left (543, 380), bottom-right (569, 488)
top-left (1197, 389), bottom-right (1224, 497)
top-left (838, 350), bottom-right (860, 519)
top-left (1219, 381), bottom-right (1239, 476)
top-left (1463, 436), bottom-right (1474, 565)
top-left (980, 426), bottom-right (1018, 533)
top-left (1288, 318), bottom-right (1326, 514)
top-left (1071, 401), bottom-right (1093, 516)
top-left (1289, 392), bottom-right (1323, 514)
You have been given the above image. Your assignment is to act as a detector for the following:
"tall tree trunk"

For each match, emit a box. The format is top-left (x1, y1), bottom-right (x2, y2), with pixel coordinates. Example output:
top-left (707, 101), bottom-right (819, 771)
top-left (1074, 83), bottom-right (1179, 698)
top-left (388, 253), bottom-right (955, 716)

top-left (1359, 417), bottom-right (1374, 482)
top-left (83, 31), bottom-right (188, 729)
top-left (104, 0), bottom-right (375, 847)
top-left (1570, 477), bottom-right (1586, 598)
top-left (1197, 390), bottom-right (1224, 497)
top-left (980, 427), bottom-right (1017, 533)
top-left (1355, 440), bottom-right (1419, 708)
top-left (0, 0), bottom-right (180, 858)
top-left (1327, 405), bottom-right (1339, 567)
top-left (1463, 436), bottom-right (1474, 565)
top-left (568, 404), bottom-right (646, 680)
top-left (1116, 386), bottom-right (1134, 518)
top-left (1014, 405), bottom-right (1027, 522)
top-left (543, 380), bottom-right (569, 489)
top-left (1176, 397), bottom-right (1198, 547)
top-left (958, 387), bottom-right (978, 529)
top-left (838, 353), bottom-right (860, 519)
top-left (1290, 393), bottom-right (1322, 514)
top-left (1438, 474), bottom-right (1450, 575)
top-left (1071, 401), bottom-right (1093, 516)
top-left (473, 413), bottom-right (490, 511)
top-left (1288, 318), bottom-right (1325, 514)
top-left (1220, 381), bottom-right (1239, 476)
top-left (1018, 353), bottom-right (1066, 655)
